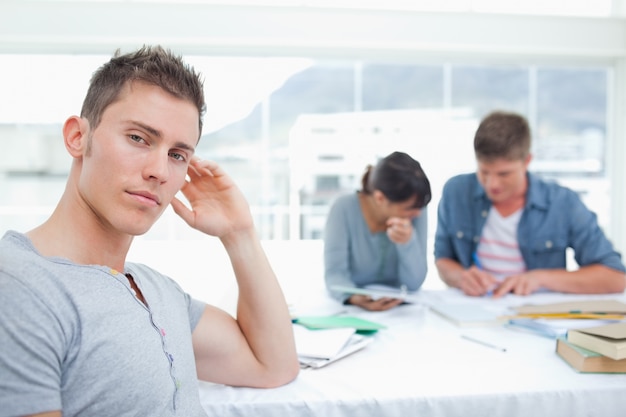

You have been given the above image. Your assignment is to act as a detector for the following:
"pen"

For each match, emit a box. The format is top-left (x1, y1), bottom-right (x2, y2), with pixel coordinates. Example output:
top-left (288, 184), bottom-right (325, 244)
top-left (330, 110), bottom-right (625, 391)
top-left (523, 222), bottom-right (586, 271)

top-left (461, 334), bottom-right (507, 352)
top-left (472, 252), bottom-right (483, 269)
top-left (472, 252), bottom-right (494, 297)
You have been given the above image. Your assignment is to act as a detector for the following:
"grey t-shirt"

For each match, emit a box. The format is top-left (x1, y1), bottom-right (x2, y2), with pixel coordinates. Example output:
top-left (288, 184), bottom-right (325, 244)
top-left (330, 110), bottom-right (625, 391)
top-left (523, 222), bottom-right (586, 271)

top-left (0, 231), bottom-right (208, 417)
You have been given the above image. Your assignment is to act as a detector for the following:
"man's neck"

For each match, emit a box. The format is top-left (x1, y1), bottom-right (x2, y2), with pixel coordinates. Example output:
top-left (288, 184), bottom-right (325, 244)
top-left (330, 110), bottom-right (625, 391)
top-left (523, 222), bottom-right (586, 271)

top-left (492, 197), bottom-right (525, 217)
top-left (492, 183), bottom-right (527, 217)
top-left (491, 172), bottom-right (529, 217)
top-left (27, 196), bottom-right (132, 271)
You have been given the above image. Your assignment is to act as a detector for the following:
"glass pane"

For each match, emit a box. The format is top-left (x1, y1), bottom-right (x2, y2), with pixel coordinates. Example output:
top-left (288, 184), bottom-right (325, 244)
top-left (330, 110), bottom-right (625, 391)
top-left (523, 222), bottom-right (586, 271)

top-left (0, 54), bottom-right (612, 244)
top-left (535, 67), bottom-right (609, 228)
top-left (271, 62), bottom-right (356, 124)
top-left (0, 54), bottom-right (106, 234)
top-left (270, 62), bottom-right (356, 239)
top-left (451, 65), bottom-right (529, 118)
top-left (362, 64), bottom-right (444, 110)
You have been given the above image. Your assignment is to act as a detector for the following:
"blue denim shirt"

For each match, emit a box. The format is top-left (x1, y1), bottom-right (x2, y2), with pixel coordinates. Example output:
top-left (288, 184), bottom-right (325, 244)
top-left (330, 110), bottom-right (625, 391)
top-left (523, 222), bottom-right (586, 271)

top-left (434, 172), bottom-right (625, 273)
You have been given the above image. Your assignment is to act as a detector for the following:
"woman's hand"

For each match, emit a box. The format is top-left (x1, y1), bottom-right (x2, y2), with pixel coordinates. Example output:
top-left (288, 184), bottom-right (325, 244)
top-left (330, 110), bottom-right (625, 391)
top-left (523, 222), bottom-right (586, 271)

top-left (386, 217), bottom-right (413, 244)
top-left (348, 294), bottom-right (404, 311)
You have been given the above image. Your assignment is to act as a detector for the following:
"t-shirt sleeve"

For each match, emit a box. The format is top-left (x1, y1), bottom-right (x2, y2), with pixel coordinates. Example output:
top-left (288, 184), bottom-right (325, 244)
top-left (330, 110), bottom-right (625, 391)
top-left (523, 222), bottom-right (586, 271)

top-left (187, 295), bottom-right (207, 331)
top-left (0, 274), bottom-right (64, 416)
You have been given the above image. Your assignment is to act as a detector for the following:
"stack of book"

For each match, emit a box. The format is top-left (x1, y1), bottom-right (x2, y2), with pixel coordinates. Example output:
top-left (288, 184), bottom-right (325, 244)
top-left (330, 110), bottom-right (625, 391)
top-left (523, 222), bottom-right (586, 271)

top-left (557, 322), bottom-right (626, 373)
top-left (505, 299), bottom-right (626, 338)
top-left (502, 299), bottom-right (626, 373)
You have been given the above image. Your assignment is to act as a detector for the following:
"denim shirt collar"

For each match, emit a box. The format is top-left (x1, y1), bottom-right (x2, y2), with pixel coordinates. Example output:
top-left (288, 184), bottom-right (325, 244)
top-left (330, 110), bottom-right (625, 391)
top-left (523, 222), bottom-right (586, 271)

top-left (524, 172), bottom-right (549, 211)
top-left (471, 171), bottom-right (548, 211)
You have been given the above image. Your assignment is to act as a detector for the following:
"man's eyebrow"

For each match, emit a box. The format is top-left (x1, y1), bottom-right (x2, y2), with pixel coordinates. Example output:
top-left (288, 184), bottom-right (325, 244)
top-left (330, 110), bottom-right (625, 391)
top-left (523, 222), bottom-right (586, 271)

top-left (129, 120), bottom-right (162, 138)
top-left (128, 120), bottom-right (195, 153)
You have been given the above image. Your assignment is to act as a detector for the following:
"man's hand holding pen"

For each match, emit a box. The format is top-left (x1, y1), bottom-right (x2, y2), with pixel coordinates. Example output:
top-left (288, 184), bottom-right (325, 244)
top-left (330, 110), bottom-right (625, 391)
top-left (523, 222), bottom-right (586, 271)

top-left (459, 253), bottom-right (499, 297)
top-left (460, 267), bottom-right (498, 297)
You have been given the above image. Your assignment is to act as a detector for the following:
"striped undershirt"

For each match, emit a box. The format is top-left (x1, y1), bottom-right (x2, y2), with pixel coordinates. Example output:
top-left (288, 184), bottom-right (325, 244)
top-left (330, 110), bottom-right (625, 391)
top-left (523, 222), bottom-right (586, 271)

top-left (476, 206), bottom-right (527, 281)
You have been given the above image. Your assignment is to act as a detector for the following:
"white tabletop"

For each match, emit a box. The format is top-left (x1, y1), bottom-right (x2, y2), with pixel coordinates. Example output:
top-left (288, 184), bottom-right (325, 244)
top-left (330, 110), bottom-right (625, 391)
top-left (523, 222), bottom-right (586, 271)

top-left (126, 239), bottom-right (626, 417)
top-left (198, 289), bottom-right (626, 417)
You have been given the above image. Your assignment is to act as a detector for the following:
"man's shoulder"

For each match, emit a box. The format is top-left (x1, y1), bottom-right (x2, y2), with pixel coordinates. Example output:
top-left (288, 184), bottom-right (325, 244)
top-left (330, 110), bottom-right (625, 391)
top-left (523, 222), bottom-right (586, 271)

top-left (442, 173), bottom-right (479, 196)
top-left (444, 172), bottom-right (477, 187)
top-left (528, 174), bottom-right (581, 204)
top-left (1, 230), bottom-right (28, 249)
top-left (0, 231), bottom-right (41, 274)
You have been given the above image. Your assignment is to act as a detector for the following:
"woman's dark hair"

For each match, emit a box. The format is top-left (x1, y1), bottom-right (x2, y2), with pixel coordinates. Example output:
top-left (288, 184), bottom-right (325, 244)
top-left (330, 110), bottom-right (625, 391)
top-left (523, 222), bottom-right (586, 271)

top-left (361, 151), bottom-right (431, 209)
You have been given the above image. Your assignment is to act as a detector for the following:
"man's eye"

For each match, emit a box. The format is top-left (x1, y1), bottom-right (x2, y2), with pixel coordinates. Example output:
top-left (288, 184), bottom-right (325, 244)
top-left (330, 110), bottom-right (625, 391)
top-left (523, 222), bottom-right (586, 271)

top-left (130, 134), bottom-right (145, 143)
top-left (169, 152), bottom-right (185, 162)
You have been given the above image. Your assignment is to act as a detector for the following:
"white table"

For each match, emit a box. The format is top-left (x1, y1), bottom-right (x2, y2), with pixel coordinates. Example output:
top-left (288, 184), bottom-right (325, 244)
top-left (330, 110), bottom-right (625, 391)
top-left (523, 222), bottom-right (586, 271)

top-left (198, 290), bottom-right (626, 417)
top-left (127, 239), bottom-right (626, 417)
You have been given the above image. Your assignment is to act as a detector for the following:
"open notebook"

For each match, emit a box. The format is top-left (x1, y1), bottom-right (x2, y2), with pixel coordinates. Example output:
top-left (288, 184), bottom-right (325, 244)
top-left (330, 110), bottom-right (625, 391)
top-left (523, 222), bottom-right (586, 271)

top-left (293, 324), bottom-right (374, 369)
top-left (329, 284), bottom-right (421, 304)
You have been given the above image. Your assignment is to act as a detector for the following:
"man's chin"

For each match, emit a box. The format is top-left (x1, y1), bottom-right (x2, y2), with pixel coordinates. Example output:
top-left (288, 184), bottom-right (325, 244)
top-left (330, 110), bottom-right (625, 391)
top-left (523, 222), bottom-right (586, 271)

top-left (121, 220), bottom-right (157, 237)
top-left (130, 229), bottom-right (151, 237)
top-left (123, 209), bottom-right (166, 236)
top-left (486, 192), bottom-right (502, 202)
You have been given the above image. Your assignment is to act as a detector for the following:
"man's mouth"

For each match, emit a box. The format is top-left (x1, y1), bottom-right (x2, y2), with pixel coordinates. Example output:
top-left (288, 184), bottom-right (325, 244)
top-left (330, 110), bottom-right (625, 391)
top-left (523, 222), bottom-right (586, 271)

top-left (128, 191), bottom-right (160, 206)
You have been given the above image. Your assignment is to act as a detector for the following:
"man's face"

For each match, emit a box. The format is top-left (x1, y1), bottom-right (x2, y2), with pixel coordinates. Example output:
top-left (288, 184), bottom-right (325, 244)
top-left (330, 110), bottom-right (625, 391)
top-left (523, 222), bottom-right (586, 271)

top-left (77, 81), bottom-right (199, 236)
top-left (476, 156), bottom-right (530, 205)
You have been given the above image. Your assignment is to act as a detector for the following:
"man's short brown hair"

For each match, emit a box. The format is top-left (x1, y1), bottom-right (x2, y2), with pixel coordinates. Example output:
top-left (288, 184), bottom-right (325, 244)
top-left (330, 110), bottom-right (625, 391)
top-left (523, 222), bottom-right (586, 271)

top-left (81, 45), bottom-right (206, 137)
top-left (474, 111), bottom-right (531, 162)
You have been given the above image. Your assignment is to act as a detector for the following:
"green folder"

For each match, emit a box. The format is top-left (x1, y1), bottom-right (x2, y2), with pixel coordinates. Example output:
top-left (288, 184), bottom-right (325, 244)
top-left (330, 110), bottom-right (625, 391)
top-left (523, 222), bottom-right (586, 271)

top-left (293, 316), bottom-right (387, 334)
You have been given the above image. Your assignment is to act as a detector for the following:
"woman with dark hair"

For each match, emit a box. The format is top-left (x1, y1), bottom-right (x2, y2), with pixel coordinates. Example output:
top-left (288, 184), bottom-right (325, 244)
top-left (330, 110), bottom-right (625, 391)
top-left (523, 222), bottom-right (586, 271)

top-left (324, 151), bottom-right (431, 311)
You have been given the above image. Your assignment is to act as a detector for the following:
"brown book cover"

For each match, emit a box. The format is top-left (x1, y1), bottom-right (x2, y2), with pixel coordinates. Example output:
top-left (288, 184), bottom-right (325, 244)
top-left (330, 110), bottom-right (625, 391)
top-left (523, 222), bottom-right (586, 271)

top-left (566, 322), bottom-right (626, 360)
top-left (556, 337), bottom-right (626, 373)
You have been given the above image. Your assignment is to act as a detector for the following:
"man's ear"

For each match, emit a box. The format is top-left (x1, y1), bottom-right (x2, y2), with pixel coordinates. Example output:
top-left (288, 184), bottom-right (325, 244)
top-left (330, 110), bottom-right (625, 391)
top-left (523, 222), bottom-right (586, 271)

top-left (524, 153), bottom-right (533, 169)
top-left (63, 116), bottom-right (90, 158)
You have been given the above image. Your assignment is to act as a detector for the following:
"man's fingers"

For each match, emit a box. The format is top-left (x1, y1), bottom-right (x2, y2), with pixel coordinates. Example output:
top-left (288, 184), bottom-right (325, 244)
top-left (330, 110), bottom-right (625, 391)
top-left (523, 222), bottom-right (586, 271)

top-left (188, 158), bottom-right (215, 178)
top-left (170, 196), bottom-right (194, 227)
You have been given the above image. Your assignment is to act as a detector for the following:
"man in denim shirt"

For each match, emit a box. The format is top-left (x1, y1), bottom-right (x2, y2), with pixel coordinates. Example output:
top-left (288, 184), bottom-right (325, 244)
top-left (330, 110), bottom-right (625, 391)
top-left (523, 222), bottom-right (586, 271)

top-left (434, 111), bottom-right (626, 297)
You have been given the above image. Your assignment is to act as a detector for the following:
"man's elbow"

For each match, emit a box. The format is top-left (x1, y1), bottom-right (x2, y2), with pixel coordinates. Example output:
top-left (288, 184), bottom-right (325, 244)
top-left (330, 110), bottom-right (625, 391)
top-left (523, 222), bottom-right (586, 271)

top-left (259, 359), bottom-right (300, 388)
top-left (594, 267), bottom-right (626, 294)
top-left (610, 271), bottom-right (626, 293)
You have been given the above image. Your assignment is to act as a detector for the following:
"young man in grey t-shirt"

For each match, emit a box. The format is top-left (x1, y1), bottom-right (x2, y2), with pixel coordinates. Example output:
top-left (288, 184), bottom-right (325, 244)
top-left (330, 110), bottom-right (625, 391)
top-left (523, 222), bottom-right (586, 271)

top-left (0, 46), bottom-right (299, 417)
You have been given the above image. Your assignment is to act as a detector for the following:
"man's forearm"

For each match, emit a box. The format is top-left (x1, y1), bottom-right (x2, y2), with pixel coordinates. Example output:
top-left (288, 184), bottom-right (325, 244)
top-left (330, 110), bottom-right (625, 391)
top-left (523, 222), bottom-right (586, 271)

top-left (435, 258), bottom-right (465, 288)
top-left (222, 228), bottom-right (299, 386)
top-left (533, 265), bottom-right (626, 294)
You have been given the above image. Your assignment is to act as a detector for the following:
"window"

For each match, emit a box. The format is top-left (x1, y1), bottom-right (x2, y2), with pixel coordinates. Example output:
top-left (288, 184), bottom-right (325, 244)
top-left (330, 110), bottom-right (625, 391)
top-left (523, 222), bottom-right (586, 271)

top-left (0, 55), bottom-right (610, 242)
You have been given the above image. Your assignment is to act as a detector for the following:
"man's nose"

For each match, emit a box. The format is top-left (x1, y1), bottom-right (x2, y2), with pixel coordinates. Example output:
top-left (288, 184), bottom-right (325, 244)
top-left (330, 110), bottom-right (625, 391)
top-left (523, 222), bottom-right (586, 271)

top-left (144, 151), bottom-right (170, 182)
top-left (483, 174), bottom-right (499, 189)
